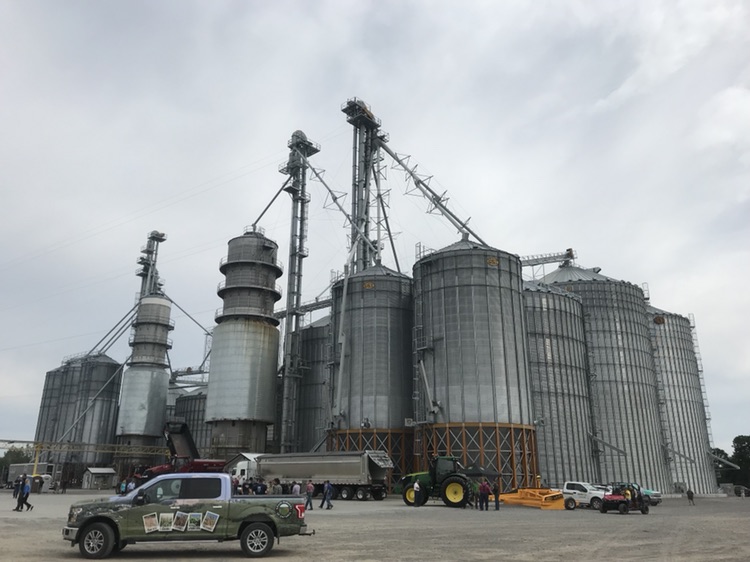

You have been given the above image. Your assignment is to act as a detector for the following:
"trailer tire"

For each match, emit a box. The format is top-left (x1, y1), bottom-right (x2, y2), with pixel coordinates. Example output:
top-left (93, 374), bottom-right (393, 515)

top-left (339, 487), bottom-right (354, 500)
top-left (240, 522), bottom-right (274, 558)
top-left (355, 487), bottom-right (369, 501)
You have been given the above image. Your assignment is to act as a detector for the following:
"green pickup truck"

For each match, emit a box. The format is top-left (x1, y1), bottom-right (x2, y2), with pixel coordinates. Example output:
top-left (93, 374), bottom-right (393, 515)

top-left (62, 472), bottom-right (312, 559)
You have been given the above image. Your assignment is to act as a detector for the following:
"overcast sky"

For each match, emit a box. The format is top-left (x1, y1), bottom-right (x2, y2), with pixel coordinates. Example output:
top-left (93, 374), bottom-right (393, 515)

top-left (1, 1), bottom-right (747, 456)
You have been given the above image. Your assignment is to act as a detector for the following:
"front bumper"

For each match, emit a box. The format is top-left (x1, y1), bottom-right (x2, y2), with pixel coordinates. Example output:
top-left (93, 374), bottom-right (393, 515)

top-left (62, 526), bottom-right (79, 543)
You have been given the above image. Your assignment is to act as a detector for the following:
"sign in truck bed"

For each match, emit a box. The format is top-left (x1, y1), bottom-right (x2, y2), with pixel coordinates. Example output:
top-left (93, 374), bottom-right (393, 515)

top-left (62, 472), bottom-right (312, 559)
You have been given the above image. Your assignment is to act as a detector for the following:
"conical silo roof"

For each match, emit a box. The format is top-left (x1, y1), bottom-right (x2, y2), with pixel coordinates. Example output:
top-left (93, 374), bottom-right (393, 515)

top-left (349, 263), bottom-right (411, 280)
top-left (540, 264), bottom-right (613, 284)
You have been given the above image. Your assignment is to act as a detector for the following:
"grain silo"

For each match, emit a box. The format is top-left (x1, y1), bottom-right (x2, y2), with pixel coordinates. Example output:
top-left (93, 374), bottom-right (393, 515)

top-left (329, 264), bottom-right (413, 480)
top-left (205, 227), bottom-right (282, 457)
top-left (296, 317), bottom-right (331, 452)
top-left (35, 353), bottom-right (122, 467)
top-left (541, 264), bottom-right (670, 491)
top-left (174, 391), bottom-right (210, 458)
top-left (647, 305), bottom-right (716, 493)
top-left (524, 281), bottom-right (597, 487)
top-left (412, 236), bottom-right (536, 491)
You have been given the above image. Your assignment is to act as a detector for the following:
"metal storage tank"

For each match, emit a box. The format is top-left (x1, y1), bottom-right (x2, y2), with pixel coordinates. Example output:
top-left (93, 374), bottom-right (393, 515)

top-left (205, 227), bottom-right (282, 458)
top-left (174, 391), bottom-right (210, 458)
top-left (329, 264), bottom-right (413, 481)
top-left (116, 295), bottom-right (174, 453)
top-left (541, 265), bottom-right (670, 491)
top-left (35, 353), bottom-right (122, 466)
top-left (647, 306), bottom-right (716, 494)
top-left (412, 237), bottom-right (536, 491)
top-left (524, 281), bottom-right (597, 487)
top-left (296, 317), bottom-right (331, 452)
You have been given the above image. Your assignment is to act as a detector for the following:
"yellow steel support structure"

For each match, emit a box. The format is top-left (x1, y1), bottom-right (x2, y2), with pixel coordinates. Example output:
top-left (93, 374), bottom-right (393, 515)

top-left (0, 439), bottom-right (168, 475)
top-left (413, 423), bottom-right (538, 493)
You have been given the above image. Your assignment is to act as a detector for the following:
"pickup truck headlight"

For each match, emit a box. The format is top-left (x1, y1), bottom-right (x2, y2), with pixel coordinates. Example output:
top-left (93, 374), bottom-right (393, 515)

top-left (68, 507), bottom-right (83, 525)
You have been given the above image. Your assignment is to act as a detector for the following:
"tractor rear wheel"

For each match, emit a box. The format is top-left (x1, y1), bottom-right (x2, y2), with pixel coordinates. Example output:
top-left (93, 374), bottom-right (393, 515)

top-left (440, 476), bottom-right (469, 508)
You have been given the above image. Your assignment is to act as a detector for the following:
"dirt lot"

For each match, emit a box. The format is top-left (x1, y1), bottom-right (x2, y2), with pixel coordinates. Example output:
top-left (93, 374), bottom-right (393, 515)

top-left (2, 489), bottom-right (749, 561)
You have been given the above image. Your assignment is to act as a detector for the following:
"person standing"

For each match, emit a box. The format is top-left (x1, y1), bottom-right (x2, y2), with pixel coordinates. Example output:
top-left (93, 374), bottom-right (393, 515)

top-left (12, 477), bottom-right (21, 499)
top-left (271, 478), bottom-right (283, 495)
top-left (413, 480), bottom-right (421, 507)
top-left (305, 480), bottom-right (314, 511)
top-left (321, 480), bottom-right (333, 510)
top-left (687, 488), bottom-right (695, 506)
top-left (492, 481), bottom-right (500, 511)
top-left (292, 481), bottom-right (301, 496)
top-left (478, 479), bottom-right (490, 511)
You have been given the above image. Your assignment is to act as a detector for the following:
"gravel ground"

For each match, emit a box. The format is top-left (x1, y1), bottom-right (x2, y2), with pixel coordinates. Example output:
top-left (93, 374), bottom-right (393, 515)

top-left (2, 489), bottom-right (749, 561)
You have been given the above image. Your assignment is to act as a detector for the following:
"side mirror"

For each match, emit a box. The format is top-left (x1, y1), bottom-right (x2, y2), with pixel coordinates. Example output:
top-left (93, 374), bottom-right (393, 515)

top-left (134, 489), bottom-right (147, 506)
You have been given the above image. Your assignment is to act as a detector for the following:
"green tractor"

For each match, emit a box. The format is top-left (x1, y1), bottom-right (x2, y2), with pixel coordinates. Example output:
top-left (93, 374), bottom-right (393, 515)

top-left (399, 455), bottom-right (473, 508)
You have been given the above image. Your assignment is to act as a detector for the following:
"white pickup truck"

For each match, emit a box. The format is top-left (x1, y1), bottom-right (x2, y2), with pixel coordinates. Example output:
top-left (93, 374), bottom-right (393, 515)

top-left (562, 481), bottom-right (605, 510)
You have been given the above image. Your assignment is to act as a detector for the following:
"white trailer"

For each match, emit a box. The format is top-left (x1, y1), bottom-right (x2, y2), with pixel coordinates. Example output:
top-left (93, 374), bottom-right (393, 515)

top-left (256, 450), bottom-right (393, 500)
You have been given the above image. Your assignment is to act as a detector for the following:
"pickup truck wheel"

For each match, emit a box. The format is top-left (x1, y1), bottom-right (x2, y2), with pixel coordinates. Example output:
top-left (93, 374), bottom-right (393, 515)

top-left (240, 522), bottom-right (274, 558)
top-left (79, 522), bottom-right (115, 559)
top-left (564, 497), bottom-right (576, 510)
top-left (355, 487), bottom-right (369, 501)
top-left (339, 487), bottom-right (353, 500)
top-left (590, 497), bottom-right (603, 511)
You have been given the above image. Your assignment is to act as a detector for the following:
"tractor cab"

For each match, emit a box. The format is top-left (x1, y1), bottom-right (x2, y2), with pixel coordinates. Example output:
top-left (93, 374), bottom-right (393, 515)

top-left (430, 456), bottom-right (463, 484)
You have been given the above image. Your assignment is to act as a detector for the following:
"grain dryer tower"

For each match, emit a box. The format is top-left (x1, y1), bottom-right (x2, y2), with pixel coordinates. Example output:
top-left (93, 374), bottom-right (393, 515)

top-left (205, 227), bottom-right (282, 458)
top-left (541, 264), bottom-right (670, 491)
top-left (523, 281), bottom-right (597, 487)
top-left (116, 231), bottom-right (173, 456)
top-left (647, 306), bottom-right (716, 493)
top-left (412, 236), bottom-right (536, 491)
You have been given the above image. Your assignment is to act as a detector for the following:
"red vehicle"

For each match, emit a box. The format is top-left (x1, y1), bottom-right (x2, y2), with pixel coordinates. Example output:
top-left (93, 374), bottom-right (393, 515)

top-left (599, 483), bottom-right (650, 515)
top-left (136, 422), bottom-right (225, 482)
